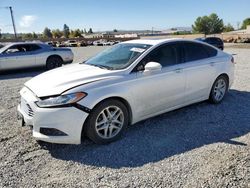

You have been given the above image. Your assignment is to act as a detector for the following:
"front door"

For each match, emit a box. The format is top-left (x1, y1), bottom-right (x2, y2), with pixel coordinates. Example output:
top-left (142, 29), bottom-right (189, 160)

top-left (130, 43), bottom-right (186, 118)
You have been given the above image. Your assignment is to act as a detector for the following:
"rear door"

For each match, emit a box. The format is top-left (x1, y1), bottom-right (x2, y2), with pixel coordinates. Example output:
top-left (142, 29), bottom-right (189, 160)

top-left (181, 42), bottom-right (218, 103)
top-left (130, 42), bottom-right (186, 118)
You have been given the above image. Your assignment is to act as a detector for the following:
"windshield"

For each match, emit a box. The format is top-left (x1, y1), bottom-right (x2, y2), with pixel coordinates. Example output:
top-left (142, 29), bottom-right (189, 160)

top-left (85, 43), bottom-right (152, 70)
top-left (0, 44), bottom-right (11, 54)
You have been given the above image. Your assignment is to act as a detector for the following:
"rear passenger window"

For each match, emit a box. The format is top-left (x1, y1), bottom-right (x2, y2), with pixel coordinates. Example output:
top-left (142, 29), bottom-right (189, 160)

top-left (24, 44), bottom-right (41, 51)
top-left (183, 42), bottom-right (210, 62)
top-left (29, 44), bottom-right (41, 51)
top-left (203, 45), bottom-right (218, 57)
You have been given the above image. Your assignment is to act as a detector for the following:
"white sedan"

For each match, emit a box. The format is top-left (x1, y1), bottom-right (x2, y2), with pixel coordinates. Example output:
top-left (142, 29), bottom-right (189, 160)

top-left (18, 39), bottom-right (235, 144)
top-left (0, 42), bottom-right (74, 71)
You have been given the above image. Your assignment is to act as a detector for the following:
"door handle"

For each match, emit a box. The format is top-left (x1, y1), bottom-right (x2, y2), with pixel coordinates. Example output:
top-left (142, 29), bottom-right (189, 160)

top-left (174, 68), bottom-right (183, 73)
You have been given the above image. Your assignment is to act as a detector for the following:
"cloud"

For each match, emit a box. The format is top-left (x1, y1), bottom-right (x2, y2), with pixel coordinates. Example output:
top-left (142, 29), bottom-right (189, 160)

top-left (19, 15), bottom-right (37, 28)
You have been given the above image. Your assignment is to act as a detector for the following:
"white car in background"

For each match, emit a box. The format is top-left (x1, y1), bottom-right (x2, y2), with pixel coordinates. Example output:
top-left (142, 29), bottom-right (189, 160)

top-left (65, 40), bottom-right (78, 47)
top-left (18, 39), bottom-right (235, 145)
top-left (0, 42), bottom-right (74, 71)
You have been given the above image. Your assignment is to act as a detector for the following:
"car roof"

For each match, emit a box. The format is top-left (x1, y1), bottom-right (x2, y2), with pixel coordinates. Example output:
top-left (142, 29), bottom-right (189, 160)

top-left (123, 38), bottom-right (203, 46)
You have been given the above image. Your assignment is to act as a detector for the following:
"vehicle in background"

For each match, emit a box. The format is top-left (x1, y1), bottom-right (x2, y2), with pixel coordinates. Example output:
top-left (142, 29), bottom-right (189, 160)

top-left (18, 39), bottom-right (234, 144)
top-left (196, 37), bottom-right (224, 50)
top-left (56, 42), bottom-right (66, 47)
top-left (93, 40), bottom-right (103, 46)
top-left (87, 41), bottom-right (94, 46)
top-left (77, 40), bottom-right (88, 47)
top-left (93, 40), bottom-right (119, 46)
top-left (46, 41), bottom-right (57, 47)
top-left (0, 42), bottom-right (73, 71)
top-left (65, 40), bottom-right (78, 47)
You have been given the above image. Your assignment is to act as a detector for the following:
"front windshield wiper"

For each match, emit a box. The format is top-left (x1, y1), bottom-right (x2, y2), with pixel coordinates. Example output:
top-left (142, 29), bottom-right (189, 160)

top-left (86, 63), bottom-right (113, 70)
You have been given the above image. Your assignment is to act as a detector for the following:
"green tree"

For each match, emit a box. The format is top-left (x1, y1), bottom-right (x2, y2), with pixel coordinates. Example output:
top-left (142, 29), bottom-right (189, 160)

top-left (52, 29), bottom-right (63, 38)
top-left (22, 33), bottom-right (33, 40)
top-left (43, 27), bottom-right (52, 38)
top-left (192, 13), bottom-right (224, 35)
top-left (32, 32), bottom-right (38, 39)
top-left (241, 18), bottom-right (250, 29)
top-left (113, 29), bottom-right (118, 32)
top-left (88, 28), bottom-right (93, 34)
top-left (63, 24), bottom-right (70, 38)
top-left (223, 23), bottom-right (234, 32)
top-left (73, 29), bottom-right (82, 37)
top-left (0, 29), bottom-right (2, 39)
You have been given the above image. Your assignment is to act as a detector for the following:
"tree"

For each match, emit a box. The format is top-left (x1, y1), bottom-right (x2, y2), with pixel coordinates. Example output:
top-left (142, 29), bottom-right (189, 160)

top-left (43, 27), bottom-right (52, 38)
top-left (88, 28), bottom-right (93, 34)
top-left (52, 29), bottom-right (63, 38)
top-left (113, 29), bottom-right (118, 32)
top-left (63, 24), bottom-right (70, 38)
top-left (241, 18), bottom-right (250, 29)
top-left (223, 23), bottom-right (234, 32)
top-left (192, 13), bottom-right (224, 35)
top-left (73, 29), bottom-right (82, 37)
top-left (22, 33), bottom-right (33, 40)
top-left (0, 29), bottom-right (2, 39)
top-left (32, 32), bottom-right (38, 39)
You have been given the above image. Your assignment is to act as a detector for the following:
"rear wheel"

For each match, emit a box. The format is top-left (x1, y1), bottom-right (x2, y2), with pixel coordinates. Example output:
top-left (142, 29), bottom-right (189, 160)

top-left (209, 75), bottom-right (228, 104)
top-left (46, 56), bottom-right (63, 70)
top-left (85, 99), bottom-right (129, 144)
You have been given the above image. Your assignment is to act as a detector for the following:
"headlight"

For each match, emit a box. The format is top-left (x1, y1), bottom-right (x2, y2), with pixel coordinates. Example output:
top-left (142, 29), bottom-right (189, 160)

top-left (35, 92), bottom-right (87, 108)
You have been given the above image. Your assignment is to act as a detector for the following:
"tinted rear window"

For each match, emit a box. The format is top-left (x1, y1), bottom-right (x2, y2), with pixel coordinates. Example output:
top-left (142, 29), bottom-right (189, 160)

top-left (183, 42), bottom-right (218, 62)
top-left (203, 45), bottom-right (218, 57)
top-left (183, 42), bottom-right (209, 62)
top-left (206, 38), bottom-right (222, 43)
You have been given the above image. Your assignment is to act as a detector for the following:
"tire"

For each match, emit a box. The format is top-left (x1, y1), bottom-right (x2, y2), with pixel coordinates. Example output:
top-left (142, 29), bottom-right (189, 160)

top-left (85, 99), bottom-right (129, 144)
top-left (209, 75), bottom-right (228, 104)
top-left (46, 56), bottom-right (63, 70)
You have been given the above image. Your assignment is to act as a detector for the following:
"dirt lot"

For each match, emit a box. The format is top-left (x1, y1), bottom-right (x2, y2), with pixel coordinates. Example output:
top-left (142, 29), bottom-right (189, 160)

top-left (0, 46), bottom-right (250, 187)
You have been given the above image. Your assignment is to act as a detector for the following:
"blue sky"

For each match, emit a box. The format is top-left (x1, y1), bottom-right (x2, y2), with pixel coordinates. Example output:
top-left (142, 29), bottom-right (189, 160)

top-left (0, 0), bottom-right (249, 33)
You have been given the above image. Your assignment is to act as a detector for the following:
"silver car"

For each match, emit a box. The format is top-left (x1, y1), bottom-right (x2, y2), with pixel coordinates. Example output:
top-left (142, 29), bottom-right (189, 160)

top-left (0, 42), bottom-right (74, 71)
top-left (18, 39), bottom-right (235, 144)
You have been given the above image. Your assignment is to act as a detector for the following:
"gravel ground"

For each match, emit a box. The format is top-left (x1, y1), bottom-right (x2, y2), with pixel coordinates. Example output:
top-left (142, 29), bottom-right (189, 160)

top-left (0, 47), bottom-right (250, 188)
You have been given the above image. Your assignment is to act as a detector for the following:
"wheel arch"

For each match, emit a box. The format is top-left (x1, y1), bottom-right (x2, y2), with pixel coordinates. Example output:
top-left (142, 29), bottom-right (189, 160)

top-left (215, 73), bottom-right (229, 86)
top-left (46, 54), bottom-right (63, 63)
top-left (81, 96), bottom-right (133, 138)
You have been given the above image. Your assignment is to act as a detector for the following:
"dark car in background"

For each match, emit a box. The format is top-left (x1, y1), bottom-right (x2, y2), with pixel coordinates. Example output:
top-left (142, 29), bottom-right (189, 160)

top-left (196, 37), bottom-right (224, 50)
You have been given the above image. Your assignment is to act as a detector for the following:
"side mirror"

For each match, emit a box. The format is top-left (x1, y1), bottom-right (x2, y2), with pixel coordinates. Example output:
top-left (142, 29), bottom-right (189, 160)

top-left (144, 62), bottom-right (162, 74)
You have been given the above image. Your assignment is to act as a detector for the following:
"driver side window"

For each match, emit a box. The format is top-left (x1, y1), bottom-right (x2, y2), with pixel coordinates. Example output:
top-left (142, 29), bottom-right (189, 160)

top-left (133, 43), bottom-right (180, 72)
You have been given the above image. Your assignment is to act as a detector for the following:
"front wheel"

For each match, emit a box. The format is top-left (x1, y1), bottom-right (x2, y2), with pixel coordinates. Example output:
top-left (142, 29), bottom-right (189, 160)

top-left (209, 75), bottom-right (228, 104)
top-left (85, 99), bottom-right (129, 144)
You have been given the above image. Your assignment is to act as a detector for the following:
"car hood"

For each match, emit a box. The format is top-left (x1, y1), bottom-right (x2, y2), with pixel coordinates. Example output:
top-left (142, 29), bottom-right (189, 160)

top-left (25, 63), bottom-right (117, 97)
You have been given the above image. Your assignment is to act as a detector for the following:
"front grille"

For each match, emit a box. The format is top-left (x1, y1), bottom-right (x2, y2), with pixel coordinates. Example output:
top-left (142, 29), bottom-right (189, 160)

top-left (21, 98), bottom-right (34, 117)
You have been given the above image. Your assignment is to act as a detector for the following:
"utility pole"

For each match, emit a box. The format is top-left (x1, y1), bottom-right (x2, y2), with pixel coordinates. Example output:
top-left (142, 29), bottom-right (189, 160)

top-left (151, 27), bottom-right (154, 36)
top-left (8, 6), bottom-right (17, 39)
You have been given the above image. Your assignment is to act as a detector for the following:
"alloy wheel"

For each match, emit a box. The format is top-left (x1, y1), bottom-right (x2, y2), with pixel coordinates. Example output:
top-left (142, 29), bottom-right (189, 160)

top-left (95, 106), bottom-right (124, 139)
top-left (213, 78), bottom-right (227, 101)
